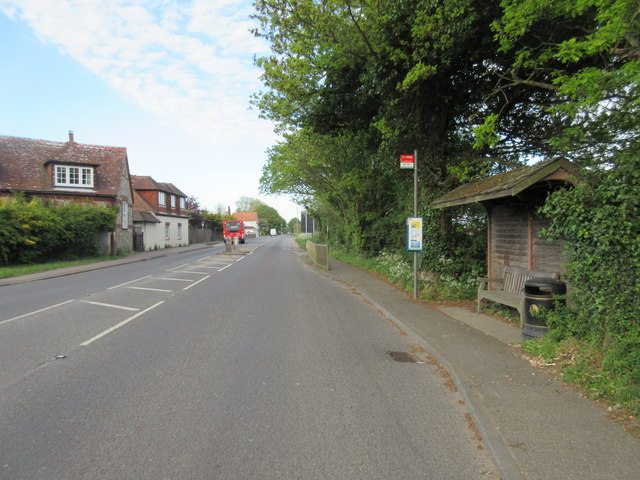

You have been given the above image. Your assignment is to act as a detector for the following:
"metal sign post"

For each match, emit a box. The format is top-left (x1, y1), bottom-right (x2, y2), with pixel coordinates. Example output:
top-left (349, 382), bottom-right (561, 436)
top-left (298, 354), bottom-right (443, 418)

top-left (401, 150), bottom-right (421, 299)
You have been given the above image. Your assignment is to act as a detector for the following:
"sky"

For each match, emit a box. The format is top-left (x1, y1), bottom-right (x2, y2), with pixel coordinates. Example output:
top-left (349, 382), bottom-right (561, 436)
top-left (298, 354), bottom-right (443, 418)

top-left (0, 0), bottom-right (301, 221)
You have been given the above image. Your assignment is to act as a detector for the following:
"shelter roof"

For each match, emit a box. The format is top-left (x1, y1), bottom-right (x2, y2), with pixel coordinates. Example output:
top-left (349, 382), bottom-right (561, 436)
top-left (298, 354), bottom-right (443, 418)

top-left (431, 157), bottom-right (577, 209)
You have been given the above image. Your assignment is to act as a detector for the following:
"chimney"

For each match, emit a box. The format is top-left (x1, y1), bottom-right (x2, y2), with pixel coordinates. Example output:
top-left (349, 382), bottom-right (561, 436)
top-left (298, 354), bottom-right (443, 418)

top-left (68, 130), bottom-right (75, 143)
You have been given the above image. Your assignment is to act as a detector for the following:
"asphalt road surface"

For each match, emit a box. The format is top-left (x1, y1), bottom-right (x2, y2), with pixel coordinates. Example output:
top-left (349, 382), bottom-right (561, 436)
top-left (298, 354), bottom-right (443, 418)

top-left (0, 236), bottom-right (498, 479)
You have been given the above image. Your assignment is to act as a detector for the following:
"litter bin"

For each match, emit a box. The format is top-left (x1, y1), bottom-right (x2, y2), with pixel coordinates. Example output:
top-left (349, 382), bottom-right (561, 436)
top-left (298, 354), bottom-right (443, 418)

top-left (522, 278), bottom-right (566, 340)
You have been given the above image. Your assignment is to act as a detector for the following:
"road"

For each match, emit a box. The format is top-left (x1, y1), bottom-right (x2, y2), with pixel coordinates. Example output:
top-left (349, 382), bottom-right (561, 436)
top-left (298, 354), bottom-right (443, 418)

top-left (0, 236), bottom-right (498, 479)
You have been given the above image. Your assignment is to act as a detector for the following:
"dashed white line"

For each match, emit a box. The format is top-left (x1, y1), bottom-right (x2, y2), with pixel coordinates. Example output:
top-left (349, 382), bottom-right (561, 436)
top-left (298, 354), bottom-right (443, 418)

top-left (183, 275), bottom-right (211, 291)
top-left (80, 301), bottom-right (165, 346)
top-left (127, 286), bottom-right (173, 293)
top-left (80, 301), bottom-right (140, 312)
top-left (219, 264), bottom-right (232, 271)
top-left (0, 300), bottom-right (75, 326)
top-left (108, 275), bottom-right (152, 290)
top-left (157, 277), bottom-right (194, 282)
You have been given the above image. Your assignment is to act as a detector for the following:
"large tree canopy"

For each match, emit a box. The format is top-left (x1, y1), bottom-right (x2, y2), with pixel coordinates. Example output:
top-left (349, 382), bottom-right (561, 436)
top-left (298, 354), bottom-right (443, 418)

top-left (253, 0), bottom-right (639, 254)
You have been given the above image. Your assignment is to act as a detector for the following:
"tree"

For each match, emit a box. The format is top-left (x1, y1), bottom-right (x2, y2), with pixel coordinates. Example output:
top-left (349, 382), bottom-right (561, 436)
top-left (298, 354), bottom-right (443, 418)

top-left (236, 196), bottom-right (265, 212)
top-left (255, 204), bottom-right (286, 235)
top-left (482, 0), bottom-right (640, 163)
top-left (254, 0), bottom-right (514, 261)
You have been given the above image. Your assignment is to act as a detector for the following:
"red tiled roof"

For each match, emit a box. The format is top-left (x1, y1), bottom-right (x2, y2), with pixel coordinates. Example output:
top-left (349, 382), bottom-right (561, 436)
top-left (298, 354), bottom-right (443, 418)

top-left (233, 211), bottom-right (258, 222)
top-left (0, 134), bottom-right (130, 198)
top-left (132, 190), bottom-right (161, 223)
top-left (131, 175), bottom-right (187, 197)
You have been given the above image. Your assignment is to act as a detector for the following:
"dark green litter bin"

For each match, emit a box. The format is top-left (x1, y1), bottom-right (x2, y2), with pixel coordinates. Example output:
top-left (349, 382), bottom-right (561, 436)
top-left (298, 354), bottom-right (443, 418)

top-left (522, 278), bottom-right (566, 340)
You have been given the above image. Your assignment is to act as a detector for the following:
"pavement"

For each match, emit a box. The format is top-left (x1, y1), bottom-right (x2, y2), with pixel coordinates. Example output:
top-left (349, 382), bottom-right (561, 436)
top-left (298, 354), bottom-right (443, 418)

top-left (3, 240), bottom-right (640, 479)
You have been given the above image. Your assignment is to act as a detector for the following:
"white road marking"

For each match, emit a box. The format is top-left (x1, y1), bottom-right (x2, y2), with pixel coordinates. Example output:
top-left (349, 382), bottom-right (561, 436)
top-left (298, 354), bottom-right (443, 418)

top-left (170, 270), bottom-right (210, 275)
top-left (80, 301), bottom-right (140, 312)
top-left (108, 276), bottom-right (152, 290)
top-left (0, 300), bottom-right (75, 326)
top-left (127, 286), bottom-right (173, 293)
top-left (157, 277), bottom-right (194, 282)
top-left (80, 301), bottom-right (165, 346)
top-left (196, 255), bottom-right (212, 262)
top-left (235, 256), bottom-right (245, 262)
top-left (167, 263), bottom-right (189, 271)
top-left (219, 264), bottom-right (232, 271)
top-left (183, 275), bottom-right (211, 291)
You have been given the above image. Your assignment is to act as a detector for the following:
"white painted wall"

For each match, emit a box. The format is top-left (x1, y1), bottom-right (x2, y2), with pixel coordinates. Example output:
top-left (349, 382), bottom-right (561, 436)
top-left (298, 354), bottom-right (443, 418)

top-left (138, 214), bottom-right (189, 250)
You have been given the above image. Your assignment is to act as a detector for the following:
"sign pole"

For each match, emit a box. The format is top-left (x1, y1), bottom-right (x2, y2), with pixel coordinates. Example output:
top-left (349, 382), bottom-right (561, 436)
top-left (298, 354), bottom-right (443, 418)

top-left (401, 151), bottom-right (421, 300)
top-left (413, 149), bottom-right (418, 299)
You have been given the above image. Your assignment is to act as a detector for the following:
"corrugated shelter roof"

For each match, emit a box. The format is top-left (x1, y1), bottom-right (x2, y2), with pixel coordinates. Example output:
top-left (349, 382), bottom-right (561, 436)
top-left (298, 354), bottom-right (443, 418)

top-left (0, 133), bottom-right (130, 198)
top-left (233, 211), bottom-right (259, 222)
top-left (431, 157), bottom-right (577, 209)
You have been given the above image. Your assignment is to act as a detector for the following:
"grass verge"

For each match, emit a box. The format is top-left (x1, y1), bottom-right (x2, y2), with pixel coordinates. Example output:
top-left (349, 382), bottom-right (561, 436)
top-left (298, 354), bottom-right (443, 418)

top-left (0, 256), bottom-right (120, 279)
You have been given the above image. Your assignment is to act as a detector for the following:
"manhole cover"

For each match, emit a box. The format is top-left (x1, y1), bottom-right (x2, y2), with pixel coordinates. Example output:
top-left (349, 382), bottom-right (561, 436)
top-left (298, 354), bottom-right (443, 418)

top-left (388, 351), bottom-right (424, 363)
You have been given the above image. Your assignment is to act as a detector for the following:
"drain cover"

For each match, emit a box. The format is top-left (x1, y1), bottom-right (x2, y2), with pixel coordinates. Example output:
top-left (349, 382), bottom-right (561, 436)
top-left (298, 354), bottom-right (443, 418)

top-left (388, 351), bottom-right (423, 363)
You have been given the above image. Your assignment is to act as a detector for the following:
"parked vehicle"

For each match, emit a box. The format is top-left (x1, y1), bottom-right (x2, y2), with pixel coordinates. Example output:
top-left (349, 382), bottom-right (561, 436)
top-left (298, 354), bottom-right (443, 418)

top-left (270, 228), bottom-right (277, 236)
top-left (222, 220), bottom-right (245, 244)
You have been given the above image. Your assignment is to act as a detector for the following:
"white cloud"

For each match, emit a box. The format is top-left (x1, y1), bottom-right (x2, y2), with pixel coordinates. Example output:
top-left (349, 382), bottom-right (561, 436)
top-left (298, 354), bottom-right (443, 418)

top-left (1, 0), bottom-right (274, 147)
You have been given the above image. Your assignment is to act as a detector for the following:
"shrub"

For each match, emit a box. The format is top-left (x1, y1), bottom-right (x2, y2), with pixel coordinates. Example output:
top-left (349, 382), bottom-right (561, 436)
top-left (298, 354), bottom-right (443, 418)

top-left (0, 196), bottom-right (117, 265)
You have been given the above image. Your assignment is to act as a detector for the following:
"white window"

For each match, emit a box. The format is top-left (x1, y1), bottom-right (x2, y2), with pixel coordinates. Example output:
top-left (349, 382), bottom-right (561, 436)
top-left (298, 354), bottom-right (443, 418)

top-left (122, 201), bottom-right (129, 229)
top-left (180, 197), bottom-right (186, 209)
top-left (55, 165), bottom-right (94, 187)
top-left (170, 195), bottom-right (176, 209)
top-left (158, 191), bottom-right (166, 206)
top-left (165, 222), bottom-right (170, 240)
top-left (177, 222), bottom-right (182, 240)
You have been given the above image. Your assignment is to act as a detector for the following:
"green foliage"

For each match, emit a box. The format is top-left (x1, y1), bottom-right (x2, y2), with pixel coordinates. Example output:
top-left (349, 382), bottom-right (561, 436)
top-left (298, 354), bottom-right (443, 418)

top-left (523, 335), bottom-right (640, 416)
top-left (0, 196), bottom-right (116, 265)
top-left (255, 204), bottom-right (286, 235)
top-left (541, 148), bottom-right (640, 339)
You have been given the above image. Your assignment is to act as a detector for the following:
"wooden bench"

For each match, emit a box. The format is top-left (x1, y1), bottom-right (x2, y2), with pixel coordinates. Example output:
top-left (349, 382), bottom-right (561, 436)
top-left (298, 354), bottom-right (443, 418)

top-left (478, 266), bottom-right (560, 326)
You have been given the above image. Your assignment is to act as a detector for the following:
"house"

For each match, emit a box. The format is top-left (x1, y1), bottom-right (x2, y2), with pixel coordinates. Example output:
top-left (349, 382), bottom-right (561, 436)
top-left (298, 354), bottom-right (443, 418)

top-left (0, 132), bottom-right (134, 255)
top-left (232, 211), bottom-right (259, 238)
top-left (131, 175), bottom-right (190, 250)
top-left (431, 157), bottom-right (577, 284)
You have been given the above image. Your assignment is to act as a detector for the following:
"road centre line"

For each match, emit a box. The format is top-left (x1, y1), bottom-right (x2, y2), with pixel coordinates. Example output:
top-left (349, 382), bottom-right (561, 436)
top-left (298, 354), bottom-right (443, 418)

top-left (80, 301), bottom-right (140, 312)
top-left (108, 275), bottom-right (152, 290)
top-left (183, 275), bottom-right (211, 291)
top-left (127, 286), bottom-right (173, 293)
top-left (0, 300), bottom-right (75, 326)
top-left (80, 301), bottom-right (165, 346)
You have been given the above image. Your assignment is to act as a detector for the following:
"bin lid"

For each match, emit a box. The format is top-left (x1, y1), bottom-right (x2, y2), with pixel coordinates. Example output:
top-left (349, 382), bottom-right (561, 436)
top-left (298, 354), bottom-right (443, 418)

top-left (524, 277), bottom-right (566, 294)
